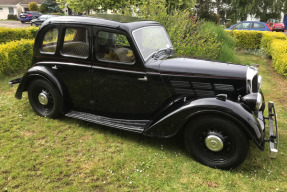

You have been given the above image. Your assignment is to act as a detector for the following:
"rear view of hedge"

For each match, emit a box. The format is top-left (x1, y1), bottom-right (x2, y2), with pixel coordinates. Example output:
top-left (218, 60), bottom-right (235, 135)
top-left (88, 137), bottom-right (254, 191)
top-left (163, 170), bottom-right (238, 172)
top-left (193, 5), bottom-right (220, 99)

top-left (0, 39), bottom-right (34, 77)
top-left (0, 27), bottom-right (38, 44)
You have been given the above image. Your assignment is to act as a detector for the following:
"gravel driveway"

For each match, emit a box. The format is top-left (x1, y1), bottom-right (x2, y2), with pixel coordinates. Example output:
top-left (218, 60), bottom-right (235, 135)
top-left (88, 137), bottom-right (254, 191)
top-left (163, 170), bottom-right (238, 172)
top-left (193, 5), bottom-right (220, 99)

top-left (0, 20), bottom-right (31, 28)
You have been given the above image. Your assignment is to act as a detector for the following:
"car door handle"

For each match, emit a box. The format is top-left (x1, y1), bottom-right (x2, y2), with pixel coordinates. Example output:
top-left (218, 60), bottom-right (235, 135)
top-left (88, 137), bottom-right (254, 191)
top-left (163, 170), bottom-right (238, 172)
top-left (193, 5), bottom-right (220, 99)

top-left (138, 76), bottom-right (148, 81)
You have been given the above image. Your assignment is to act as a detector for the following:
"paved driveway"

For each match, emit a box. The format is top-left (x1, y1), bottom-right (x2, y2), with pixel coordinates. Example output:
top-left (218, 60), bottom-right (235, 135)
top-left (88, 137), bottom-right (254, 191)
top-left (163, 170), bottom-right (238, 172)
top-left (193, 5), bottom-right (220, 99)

top-left (0, 20), bottom-right (31, 28)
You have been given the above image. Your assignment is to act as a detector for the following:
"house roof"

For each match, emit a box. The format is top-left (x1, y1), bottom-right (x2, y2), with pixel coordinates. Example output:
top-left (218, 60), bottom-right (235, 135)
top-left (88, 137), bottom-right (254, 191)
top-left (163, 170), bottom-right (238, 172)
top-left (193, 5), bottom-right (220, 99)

top-left (0, 0), bottom-right (43, 5)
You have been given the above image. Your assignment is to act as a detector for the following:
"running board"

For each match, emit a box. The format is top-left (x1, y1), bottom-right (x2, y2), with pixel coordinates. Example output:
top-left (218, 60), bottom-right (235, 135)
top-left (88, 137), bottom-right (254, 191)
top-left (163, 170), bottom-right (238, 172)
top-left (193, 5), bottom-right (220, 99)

top-left (65, 111), bottom-right (150, 133)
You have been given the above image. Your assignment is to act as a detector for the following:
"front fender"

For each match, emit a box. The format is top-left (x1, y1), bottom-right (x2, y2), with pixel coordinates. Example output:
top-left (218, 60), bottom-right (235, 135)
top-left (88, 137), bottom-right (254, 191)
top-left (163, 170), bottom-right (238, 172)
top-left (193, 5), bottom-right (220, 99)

top-left (144, 98), bottom-right (265, 150)
top-left (15, 65), bottom-right (64, 100)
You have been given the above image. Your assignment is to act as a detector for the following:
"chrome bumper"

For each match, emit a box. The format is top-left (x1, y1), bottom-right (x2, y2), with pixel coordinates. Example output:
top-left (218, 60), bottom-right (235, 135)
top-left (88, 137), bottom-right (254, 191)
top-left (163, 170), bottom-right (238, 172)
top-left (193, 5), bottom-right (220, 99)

top-left (266, 101), bottom-right (279, 158)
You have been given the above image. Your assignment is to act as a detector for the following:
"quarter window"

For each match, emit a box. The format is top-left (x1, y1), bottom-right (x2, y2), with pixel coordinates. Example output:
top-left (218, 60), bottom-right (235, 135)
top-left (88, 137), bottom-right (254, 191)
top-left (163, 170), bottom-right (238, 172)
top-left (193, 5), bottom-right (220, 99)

top-left (40, 28), bottom-right (58, 54)
top-left (61, 28), bottom-right (89, 58)
top-left (96, 31), bottom-right (135, 64)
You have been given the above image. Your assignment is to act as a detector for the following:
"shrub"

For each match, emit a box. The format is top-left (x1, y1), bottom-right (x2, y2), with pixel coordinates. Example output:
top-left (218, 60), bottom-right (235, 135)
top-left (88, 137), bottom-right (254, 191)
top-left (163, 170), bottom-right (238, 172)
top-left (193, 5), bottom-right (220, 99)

top-left (0, 40), bottom-right (34, 77)
top-left (0, 27), bottom-right (38, 44)
top-left (29, 2), bottom-right (38, 11)
top-left (137, 0), bottom-right (235, 62)
top-left (226, 30), bottom-right (265, 49)
top-left (260, 32), bottom-right (287, 56)
top-left (269, 40), bottom-right (287, 76)
top-left (7, 14), bottom-right (18, 20)
top-left (39, 3), bottom-right (48, 13)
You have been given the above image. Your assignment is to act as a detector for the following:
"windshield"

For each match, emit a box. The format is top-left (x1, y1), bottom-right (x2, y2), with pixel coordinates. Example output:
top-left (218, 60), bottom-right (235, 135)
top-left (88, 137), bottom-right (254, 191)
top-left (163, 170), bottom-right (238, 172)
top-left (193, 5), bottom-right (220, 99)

top-left (132, 26), bottom-right (173, 61)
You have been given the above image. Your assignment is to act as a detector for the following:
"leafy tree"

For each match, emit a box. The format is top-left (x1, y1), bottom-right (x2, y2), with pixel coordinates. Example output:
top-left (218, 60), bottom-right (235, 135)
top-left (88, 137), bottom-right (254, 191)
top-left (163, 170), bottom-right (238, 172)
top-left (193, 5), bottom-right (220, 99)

top-left (28, 2), bottom-right (39, 11)
top-left (44, 0), bottom-right (63, 13)
top-left (39, 3), bottom-right (48, 13)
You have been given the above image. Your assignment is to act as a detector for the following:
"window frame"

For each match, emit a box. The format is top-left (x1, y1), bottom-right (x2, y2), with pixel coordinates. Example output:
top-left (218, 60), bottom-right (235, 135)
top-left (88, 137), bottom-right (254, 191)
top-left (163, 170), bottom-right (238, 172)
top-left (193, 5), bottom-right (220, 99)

top-left (60, 26), bottom-right (91, 59)
top-left (39, 27), bottom-right (60, 55)
top-left (8, 7), bottom-right (14, 14)
top-left (94, 28), bottom-right (137, 66)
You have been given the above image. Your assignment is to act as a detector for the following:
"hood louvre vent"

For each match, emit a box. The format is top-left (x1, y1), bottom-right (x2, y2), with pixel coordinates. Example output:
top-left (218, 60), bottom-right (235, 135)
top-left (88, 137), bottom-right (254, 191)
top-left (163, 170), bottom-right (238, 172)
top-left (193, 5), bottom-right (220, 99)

top-left (192, 82), bottom-right (212, 90)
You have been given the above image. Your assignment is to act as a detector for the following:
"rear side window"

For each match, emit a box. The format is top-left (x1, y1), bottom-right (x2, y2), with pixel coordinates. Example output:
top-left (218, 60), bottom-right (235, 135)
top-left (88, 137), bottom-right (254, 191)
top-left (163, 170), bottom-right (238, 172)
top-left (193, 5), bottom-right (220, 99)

top-left (40, 28), bottom-right (58, 54)
top-left (61, 28), bottom-right (89, 58)
top-left (96, 31), bottom-right (135, 64)
top-left (253, 23), bottom-right (264, 28)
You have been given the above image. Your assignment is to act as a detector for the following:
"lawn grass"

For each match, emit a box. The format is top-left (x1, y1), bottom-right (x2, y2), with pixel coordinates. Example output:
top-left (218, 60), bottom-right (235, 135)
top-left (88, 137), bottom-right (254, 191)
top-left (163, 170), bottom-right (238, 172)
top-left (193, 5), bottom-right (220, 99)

top-left (0, 53), bottom-right (286, 191)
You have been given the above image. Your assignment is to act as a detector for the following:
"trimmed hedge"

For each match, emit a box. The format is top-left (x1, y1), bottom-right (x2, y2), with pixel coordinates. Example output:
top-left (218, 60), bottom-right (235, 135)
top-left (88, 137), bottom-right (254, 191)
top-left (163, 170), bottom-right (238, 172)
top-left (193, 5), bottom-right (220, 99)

top-left (260, 32), bottom-right (287, 55)
top-left (270, 40), bottom-right (287, 76)
top-left (226, 30), bottom-right (265, 49)
top-left (227, 30), bottom-right (287, 77)
top-left (0, 27), bottom-right (38, 44)
top-left (0, 39), bottom-right (34, 77)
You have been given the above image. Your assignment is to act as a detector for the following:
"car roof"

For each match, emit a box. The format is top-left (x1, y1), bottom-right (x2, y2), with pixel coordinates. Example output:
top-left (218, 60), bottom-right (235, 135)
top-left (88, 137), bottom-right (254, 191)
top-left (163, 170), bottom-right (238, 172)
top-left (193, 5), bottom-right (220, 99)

top-left (41, 15), bottom-right (161, 32)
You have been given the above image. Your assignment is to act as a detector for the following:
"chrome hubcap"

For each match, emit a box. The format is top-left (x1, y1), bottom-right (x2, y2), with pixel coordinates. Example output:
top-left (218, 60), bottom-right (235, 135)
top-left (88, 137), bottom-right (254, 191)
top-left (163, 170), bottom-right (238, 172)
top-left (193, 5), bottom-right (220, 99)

top-left (38, 91), bottom-right (49, 106)
top-left (205, 135), bottom-right (224, 152)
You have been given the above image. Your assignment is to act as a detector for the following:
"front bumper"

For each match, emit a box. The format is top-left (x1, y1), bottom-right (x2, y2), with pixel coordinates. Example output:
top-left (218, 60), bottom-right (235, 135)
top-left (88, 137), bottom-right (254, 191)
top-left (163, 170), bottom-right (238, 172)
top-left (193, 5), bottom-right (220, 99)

top-left (266, 101), bottom-right (279, 158)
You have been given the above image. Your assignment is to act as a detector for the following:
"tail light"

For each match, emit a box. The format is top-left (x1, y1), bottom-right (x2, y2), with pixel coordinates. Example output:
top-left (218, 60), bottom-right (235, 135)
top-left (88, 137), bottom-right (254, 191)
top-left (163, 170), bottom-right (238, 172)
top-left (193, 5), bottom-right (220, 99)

top-left (28, 14), bottom-right (32, 17)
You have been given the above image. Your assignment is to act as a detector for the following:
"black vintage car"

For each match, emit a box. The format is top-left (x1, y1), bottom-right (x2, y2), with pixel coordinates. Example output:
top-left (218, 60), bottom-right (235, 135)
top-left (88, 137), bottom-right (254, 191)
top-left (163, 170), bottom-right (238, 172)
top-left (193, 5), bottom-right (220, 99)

top-left (9, 15), bottom-right (279, 170)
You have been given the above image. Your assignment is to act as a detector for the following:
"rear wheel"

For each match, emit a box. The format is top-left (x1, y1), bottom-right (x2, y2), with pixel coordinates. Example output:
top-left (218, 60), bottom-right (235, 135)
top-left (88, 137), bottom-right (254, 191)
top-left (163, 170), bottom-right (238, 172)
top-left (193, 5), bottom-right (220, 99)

top-left (28, 79), bottom-right (62, 118)
top-left (184, 115), bottom-right (249, 170)
top-left (21, 21), bottom-right (25, 23)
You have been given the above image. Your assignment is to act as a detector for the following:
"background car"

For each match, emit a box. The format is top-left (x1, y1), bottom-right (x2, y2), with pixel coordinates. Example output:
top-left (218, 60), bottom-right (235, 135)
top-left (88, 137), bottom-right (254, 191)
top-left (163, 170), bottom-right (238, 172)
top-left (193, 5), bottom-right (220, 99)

top-left (266, 18), bottom-right (285, 32)
top-left (226, 21), bottom-right (271, 31)
top-left (30, 15), bottom-right (59, 27)
top-left (19, 11), bottom-right (42, 23)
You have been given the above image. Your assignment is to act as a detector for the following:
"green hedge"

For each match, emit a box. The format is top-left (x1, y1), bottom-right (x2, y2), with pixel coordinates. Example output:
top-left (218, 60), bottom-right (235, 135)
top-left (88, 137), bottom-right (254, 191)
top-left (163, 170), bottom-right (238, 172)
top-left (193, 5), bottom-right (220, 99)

top-left (226, 30), bottom-right (265, 49)
top-left (0, 27), bottom-right (38, 44)
top-left (260, 32), bottom-right (287, 55)
top-left (270, 40), bottom-right (287, 76)
top-left (0, 39), bottom-right (34, 77)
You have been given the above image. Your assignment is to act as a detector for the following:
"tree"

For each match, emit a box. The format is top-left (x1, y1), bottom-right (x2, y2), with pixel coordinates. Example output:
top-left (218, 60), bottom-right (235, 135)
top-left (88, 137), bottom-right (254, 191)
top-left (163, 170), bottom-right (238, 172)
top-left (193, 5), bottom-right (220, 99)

top-left (44, 0), bottom-right (63, 13)
top-left (56, 0), bottom-right (196, 15)
top-left (29, 2), bottom-right (39, 11)
top-left (39, 3), bottom-right (48, 13)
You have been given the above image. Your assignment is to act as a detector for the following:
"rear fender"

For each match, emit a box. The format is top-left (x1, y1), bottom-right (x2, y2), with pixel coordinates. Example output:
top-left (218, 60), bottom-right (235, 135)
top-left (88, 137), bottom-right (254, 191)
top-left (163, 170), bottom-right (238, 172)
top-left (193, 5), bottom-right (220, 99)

top-left (15, 65), bottom-right (64, 99)
top-left (144, 98), bottom-right (265, 150)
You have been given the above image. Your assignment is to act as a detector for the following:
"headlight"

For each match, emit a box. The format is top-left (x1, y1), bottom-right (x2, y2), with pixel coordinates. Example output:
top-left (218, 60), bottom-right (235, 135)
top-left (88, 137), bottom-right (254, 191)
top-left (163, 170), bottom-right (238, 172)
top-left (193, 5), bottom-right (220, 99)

top-left (241, 93), bottom-right (263, 111)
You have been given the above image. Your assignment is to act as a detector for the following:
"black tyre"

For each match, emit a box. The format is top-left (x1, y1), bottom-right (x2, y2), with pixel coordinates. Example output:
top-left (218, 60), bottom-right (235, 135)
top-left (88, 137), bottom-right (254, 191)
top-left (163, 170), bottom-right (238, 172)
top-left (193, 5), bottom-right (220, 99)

top-left (21, 21), bottom-right (25, 24)
top-left (28, 79), bottom-right (62, 118)
top-left (184, 115), bottom-right (249, 170)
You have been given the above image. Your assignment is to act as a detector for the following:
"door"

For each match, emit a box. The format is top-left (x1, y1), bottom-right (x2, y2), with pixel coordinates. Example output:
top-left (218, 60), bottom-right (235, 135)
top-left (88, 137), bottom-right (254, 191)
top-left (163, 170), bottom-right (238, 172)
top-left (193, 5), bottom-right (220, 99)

top-left (40, 25), bottom-right (94, 112)
top-left (92, 28), bottom-right (169, 120)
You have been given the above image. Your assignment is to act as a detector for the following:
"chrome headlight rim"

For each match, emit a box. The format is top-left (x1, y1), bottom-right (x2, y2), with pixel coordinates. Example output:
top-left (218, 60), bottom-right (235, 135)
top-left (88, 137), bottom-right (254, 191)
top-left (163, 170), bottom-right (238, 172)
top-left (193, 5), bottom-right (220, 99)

top-left (256, 93), bottom-right (263, 111)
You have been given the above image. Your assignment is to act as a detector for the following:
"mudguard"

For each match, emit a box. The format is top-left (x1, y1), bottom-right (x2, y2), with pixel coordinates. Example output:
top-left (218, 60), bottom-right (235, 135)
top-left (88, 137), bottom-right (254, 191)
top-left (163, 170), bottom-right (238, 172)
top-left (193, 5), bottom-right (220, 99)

top-left (144, 98), bottom-right (265, 150)
top-left (15, 65), bottom-right (64, 100)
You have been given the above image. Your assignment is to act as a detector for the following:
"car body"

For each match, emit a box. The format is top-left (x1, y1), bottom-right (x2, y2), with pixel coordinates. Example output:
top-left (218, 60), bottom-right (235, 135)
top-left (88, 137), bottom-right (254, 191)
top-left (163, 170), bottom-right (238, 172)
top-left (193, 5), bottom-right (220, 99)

top-left (19, 11), bottom-right (42, 23)
top-left (227, 21), bottom-right (271, 31)
top-left (9, 15), bottom-right (279, 170)
top-left (30, 15), bottom-right (59, 27)
top-left (266, 19), bottom-right (285, 32)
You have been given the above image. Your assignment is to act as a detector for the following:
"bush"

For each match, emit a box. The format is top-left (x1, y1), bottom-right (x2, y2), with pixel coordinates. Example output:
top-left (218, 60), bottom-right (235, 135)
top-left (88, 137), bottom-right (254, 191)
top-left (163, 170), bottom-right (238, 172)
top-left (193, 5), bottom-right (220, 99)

top-left (226, 30), bottom-right (265, 49)
top-left (0, 39), bottom-right (34, 77)
top-left (29, 2), bottom-right (38, 11)
top-left (136, 0), bottom-right (236, 62)
top-left (39, 3), bottom-right (48, 13)
top-left (269, 40), bottom-right (287, 76)
top-left (0, 27), bottom-right (38, 44)
top-left (260, 32), bottom-right (287, 55)
top-left (7, 14), bottom-right (18, 20)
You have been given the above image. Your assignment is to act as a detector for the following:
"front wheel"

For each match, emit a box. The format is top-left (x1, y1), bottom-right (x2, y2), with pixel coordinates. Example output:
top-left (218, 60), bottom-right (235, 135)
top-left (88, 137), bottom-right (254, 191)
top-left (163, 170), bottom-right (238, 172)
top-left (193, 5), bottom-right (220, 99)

top-left (184, 115), bottom-right (249, 170)
top-left (28, 79), bottom-right (62, 118)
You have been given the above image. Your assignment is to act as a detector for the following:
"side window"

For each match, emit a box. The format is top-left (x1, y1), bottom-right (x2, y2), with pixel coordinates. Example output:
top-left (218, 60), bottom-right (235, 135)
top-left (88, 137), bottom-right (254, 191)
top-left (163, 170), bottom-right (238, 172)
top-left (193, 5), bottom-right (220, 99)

top-left (96, 31), bottom-right (135, 64)
top-left (253, 23), bottom-right (264, 28)
top-left (235, 23), bottom-right (243, 29)
top-left (61, 28), bottom-right (89, 58)
top-left (41, 28), bottom-right (58, 54)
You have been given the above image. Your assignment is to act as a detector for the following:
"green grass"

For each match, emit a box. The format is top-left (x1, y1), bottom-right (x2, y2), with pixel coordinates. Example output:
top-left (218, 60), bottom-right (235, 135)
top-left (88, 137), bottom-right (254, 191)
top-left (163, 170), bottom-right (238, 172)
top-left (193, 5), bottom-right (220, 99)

top-left (0, 53), bottom-right (287, 191)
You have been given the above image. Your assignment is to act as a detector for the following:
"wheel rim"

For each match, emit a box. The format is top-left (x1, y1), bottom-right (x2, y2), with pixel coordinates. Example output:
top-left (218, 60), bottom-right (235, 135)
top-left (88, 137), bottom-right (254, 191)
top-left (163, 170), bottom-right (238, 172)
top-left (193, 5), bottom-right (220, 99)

top-left (32, 87), bottom-right (54, 115)
top-left (195, 128), bottom-right (235, 164)
top-left (205, 135), bottom-right (224, 152)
